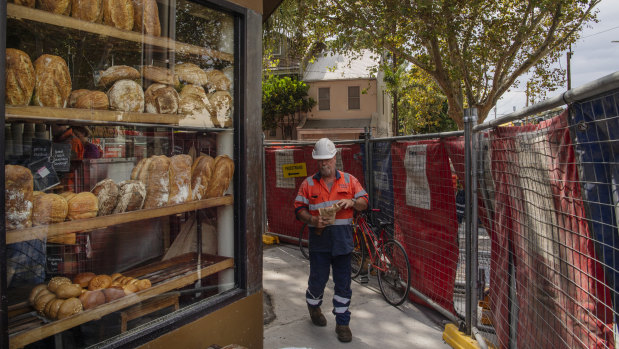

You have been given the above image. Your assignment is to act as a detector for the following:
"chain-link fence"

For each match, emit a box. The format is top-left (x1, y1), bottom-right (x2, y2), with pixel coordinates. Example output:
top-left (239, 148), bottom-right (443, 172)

top-left (263, 72), bottom-right (619, 348)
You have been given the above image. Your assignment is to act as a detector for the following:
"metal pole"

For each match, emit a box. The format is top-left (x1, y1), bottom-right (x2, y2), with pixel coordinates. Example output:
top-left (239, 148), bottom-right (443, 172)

top-left (463, 108), bottom-right (474, 335)
top-left (262, 134), bottom-right (268, 235)
top-left (363, 128), bottom-right (373, 210)
top-left (470, 121), bottom-right (479, 333)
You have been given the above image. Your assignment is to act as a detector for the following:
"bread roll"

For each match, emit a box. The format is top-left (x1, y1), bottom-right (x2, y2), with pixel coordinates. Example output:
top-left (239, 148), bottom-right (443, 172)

top-left (176, 63), bottom-right (208, 86)
top-left (205, 70), bottom-right (231, 92)
top-left (67, 192), bottom-right (99, 220)
top-left (5, 165), bottom-right (34, 230)
top-left (144, 83), bottom-right (179, 114)
top-left (37, 0), bottom-right (71, 15)
top-left (91, 178), bottom-right (119, 216)
top-left (33, 54), bottom-right (72, 108)
top-left (136, 279), bottom-right (151, 291)
top-left (113, 180), bottom-right (146, 213)
top-left (107, 79), bottom-right (144, 112)
top-left (79, 290), bottom-right (105, 309)
top-left (103, 287), bottom-right (126, 302)
top-left (123, 283), bottom-right (139, 294)
top-left (14, 0), bottom-right (35, 7)
top-left (131, 0), bottom-right (160, 36)
top-left (168, 154), bottom-right (192, 204)
top-left (57, 297), bottom-right (82, 319)
top-left (55, 283), bottom-right (82, 299)
top-left (98, 65), bottom-right (140, 88)
top-left (205, 155), bottom-right (234, 198)
top-left (141, 66), bottom-right (178, 86)
top-left (29, 284), bottom-right (49, 305)
top-left (6, 48), bottom-right (35, 106)
top-left (33, 193), bottom-right (68, 226)
top-left (110, 273), bottom-right (123, 281)
top-left (88, 274), bottom-right (112, 290)
top-left (35, 293), bottom-right (57, 314)
top-left (72, 0), bottom-right (103, 22)
top-left (48, 276), bottom-right (72, 292)
top-left (103, 0), bottom-right (134, 30)
top-left (73, 272), bottom-right (96, 287)
top-left (74, 90), bottom-right (109, 109)
top-left (143, 155), bottom-right (170, 208)
top-left (47, 298), bottom-right (64, 319)
top-left (207, 91), bottom-right (232, 128)
top-left (191, 155), bottom-right (213, 200)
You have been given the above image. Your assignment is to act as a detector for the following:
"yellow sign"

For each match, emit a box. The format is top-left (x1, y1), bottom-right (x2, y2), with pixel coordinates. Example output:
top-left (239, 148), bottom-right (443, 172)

top-left (283, 163), bottom-right (307, 178)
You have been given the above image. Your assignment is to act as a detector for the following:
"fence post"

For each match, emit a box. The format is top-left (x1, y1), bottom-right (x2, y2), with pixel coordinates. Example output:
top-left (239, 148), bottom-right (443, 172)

top-left (364, 127), bottom-right (374, 210)
top-left (464, 108), bottom-right (479, 336)
top-left (262, 134), bottom-right (268, 235)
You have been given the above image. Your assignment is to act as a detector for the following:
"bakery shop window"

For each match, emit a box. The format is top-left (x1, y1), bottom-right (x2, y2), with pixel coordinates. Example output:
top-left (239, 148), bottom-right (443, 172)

top-left (4, 0), bottom-right (239, 346)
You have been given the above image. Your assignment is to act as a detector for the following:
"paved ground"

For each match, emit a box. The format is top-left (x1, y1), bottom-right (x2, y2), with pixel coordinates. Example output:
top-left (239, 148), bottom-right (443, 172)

top-left (263, 243), bottom-right (450, 349)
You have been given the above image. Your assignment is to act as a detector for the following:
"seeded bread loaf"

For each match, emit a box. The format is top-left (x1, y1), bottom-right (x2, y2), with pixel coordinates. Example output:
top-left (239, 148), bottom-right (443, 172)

top-left (5, 48), bottom-right (35, 106)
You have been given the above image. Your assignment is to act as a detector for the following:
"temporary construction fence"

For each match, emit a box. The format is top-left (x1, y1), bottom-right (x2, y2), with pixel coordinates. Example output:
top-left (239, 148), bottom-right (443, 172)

top-left (263, 71), bottom-right (619, 348)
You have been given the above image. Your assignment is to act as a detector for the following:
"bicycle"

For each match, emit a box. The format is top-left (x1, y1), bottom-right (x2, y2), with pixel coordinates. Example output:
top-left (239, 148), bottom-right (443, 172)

top-left (299, 223), bottom-right (310, 259)
top-left (351, 209), bottom-right (411, 306)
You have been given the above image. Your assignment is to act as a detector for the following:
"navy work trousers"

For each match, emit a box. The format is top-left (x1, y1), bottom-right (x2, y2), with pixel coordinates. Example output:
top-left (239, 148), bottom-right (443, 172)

top-left (305, 252), bottom-right (352, 325)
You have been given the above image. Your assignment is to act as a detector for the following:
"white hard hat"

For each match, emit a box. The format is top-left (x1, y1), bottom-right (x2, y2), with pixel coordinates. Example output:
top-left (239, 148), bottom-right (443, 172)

top-left (312, 138), bottom-right (337, 160)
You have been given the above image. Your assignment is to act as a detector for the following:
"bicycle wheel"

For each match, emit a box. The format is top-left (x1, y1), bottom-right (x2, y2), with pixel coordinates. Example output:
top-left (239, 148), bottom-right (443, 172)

top-left (377, 240), bottom-right (411, 306)
top-left (351, 227), bottom-right (366, 278)
top-left (299, 223), bottom-right (310, 260)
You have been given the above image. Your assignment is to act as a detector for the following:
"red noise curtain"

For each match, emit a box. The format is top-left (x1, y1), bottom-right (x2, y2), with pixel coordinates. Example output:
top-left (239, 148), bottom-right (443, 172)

top-left (489, 112), bottom-right (613, 348)
top-left (391, 140), bottom-right (458, 313)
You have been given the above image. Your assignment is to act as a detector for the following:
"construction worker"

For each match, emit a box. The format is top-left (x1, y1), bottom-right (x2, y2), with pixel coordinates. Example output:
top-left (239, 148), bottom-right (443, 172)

top-left (294, 138), bottom-right (369, 343)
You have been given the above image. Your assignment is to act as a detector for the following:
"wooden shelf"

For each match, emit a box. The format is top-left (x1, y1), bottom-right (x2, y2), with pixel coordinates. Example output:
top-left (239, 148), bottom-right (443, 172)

top-left (7, 3), bottom-right (234, 62)
top-left (8, 253), bottom-right (234, 348)
top-left (7, 195), bottom-right (233, 244)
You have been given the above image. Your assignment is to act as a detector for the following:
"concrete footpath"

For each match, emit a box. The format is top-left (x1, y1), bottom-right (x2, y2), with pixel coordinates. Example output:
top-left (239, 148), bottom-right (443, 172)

top-left (263, 244), bottom-right (450, 349)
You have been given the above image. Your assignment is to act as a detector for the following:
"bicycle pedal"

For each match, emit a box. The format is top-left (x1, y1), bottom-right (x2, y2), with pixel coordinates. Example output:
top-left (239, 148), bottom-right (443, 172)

top-left (360, 276), bottom-right (369, 284)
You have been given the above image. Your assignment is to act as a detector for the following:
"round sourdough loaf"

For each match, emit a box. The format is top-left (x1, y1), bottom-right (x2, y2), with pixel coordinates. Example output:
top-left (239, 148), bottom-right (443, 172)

top-left (113, 180), bottom-right (146, 213)
top-left (98, 65), bottom-right (140, 88)
top-left (144, 83), bottom-right (179, 114)
top-left (91, 178), bottom-right (119, 216)
top-left (107, 79), bottom-right (144, 112)
top-left (33, 54), bottom-right (72, 108)
top-left (32, 193), bottom-right (68, 225)
top-left (67, 192), bottom-right (99, 220)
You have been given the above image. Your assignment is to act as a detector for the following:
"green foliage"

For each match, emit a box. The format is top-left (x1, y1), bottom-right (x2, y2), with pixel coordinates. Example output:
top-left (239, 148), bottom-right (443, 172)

top-left (267, 0), bottom-right (600, 128)
top-left (262, 75), bottom-right (316, 136)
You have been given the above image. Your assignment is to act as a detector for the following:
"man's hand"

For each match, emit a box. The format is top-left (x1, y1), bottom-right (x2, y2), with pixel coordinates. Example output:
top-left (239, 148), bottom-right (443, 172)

top-left (337, 198), bottom-right (356, 209)
top-left (313, 215), bottom-right (328, 228)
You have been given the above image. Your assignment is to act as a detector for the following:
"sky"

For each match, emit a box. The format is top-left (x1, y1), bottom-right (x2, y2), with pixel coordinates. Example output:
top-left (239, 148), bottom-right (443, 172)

top-left (492, 0), bottom-right (619, 119)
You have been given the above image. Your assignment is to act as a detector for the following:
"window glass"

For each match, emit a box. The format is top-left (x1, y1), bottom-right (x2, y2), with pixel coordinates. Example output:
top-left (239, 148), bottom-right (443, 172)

top-left (4, 0), bottom-right (237, 347)
top-left (318, 87), bottom-right (330, 110)
top-left (348, 86), bottom-right (360, 110)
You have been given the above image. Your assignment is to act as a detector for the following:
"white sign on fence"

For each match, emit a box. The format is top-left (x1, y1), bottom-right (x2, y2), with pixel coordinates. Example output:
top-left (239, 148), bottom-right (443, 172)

top-left (404, 144), bottom-right (431, 209)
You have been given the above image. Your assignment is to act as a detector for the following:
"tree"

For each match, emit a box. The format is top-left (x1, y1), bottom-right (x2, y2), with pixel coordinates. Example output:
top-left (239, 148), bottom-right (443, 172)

top-left (272, 0), bottom-right (600, 128)
top-left (262, 75), bottom-right (316, 139)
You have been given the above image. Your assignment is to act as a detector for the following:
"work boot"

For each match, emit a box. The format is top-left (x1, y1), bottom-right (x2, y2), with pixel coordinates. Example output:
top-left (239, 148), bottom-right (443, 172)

top-left (335, 324), bottom-right (352, 342)
top-left (308, 305), bottom-right (327, 326)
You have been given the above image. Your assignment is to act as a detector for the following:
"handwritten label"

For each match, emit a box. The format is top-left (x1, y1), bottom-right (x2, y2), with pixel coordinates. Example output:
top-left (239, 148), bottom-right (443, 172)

top-left (51, 143), bottom-right (71, 172)
top-left (31, 138), bottom-right (51, 160)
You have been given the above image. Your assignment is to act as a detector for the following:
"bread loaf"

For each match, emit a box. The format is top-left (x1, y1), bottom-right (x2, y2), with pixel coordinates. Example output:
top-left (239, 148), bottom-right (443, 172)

top-left (73, 272), bottom-right (96, 287)
top-left (72, 0), bottom-right (103, 22)
top-left (107, 79), bottom-right (144, 112)
top-left (176, 63), bottom-right (208, 86)
top-left (144, 83), bottom-right (179, 114)
top-left (67, 192), bottom-right (99, 220)
top-left (191, 155), bottom-right (214, 200)
top-left (5, 164), bottom-right (34, 230)
top-left (59, 191), bottom-right (77, 202)
top-left (32, 193), bottom-right (68, 226)
top-left (88, 274), bottom-right (112, 290)
top-left (33, 54), bottom-right (72, 108)
top-left (205, 70), bottom-right (231, 92)
top-left (143, 155), bottom-right (170, 208)
top-left (168, 154), bottom-right (192, 204)
top-left (207, 91), bottom-right (232, 128)
top-left (37, 0), bottom-right (71, 15)
top-left (74, 90), bottom-right (109, 109)
top-left (113, 180), bottom-right (146, 213)
top-left (91, 178), bottom-right (119, 216)
top-left (178, 85), bottom-right (213, 127)
top-left (141, 66), bottom-right (178, 86)
top-left (131, 0), bottom-right (160, 36)
top-left (6, 48), bottom-right (35, 106)
top-left (55, 283), bottom-right (82, 299)
top-left (103, 0), bottom-right (134, 30)
top-left (14, 0), bottom-right (35, 7)
top-left (205, 155), bottom-right (234, 198)
top-left (130, 158), bottom-right (147, 180)
top-left (48, 276), bottom-right (72, 293)
top-left (68, 89), bottom-right (90, 107)
top-left (137, 157), bottom-right (153, 184)
top-left (79, 290), bottom-right (105, 309)
top-left (57, 297), bottom-right (82, 319)
top-left (103, 287), bottom-right (125, 302)
top-left (98, 65), bottom-right (140, 88)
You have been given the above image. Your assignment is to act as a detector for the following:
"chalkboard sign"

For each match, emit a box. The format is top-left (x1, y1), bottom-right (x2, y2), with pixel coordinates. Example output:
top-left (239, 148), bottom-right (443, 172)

top-left (51, 143), bottom-right (72, 172)
top-left (27, 157), bottom-right (60, 191)
top-left (31, 138), bottom-right (52, 160)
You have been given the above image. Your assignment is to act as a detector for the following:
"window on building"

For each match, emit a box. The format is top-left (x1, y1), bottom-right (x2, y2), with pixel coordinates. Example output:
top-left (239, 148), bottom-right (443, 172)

top-left (348, 86), bottom-right (360, 110)
top-left (318, 88), bottom-right (330, 110)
